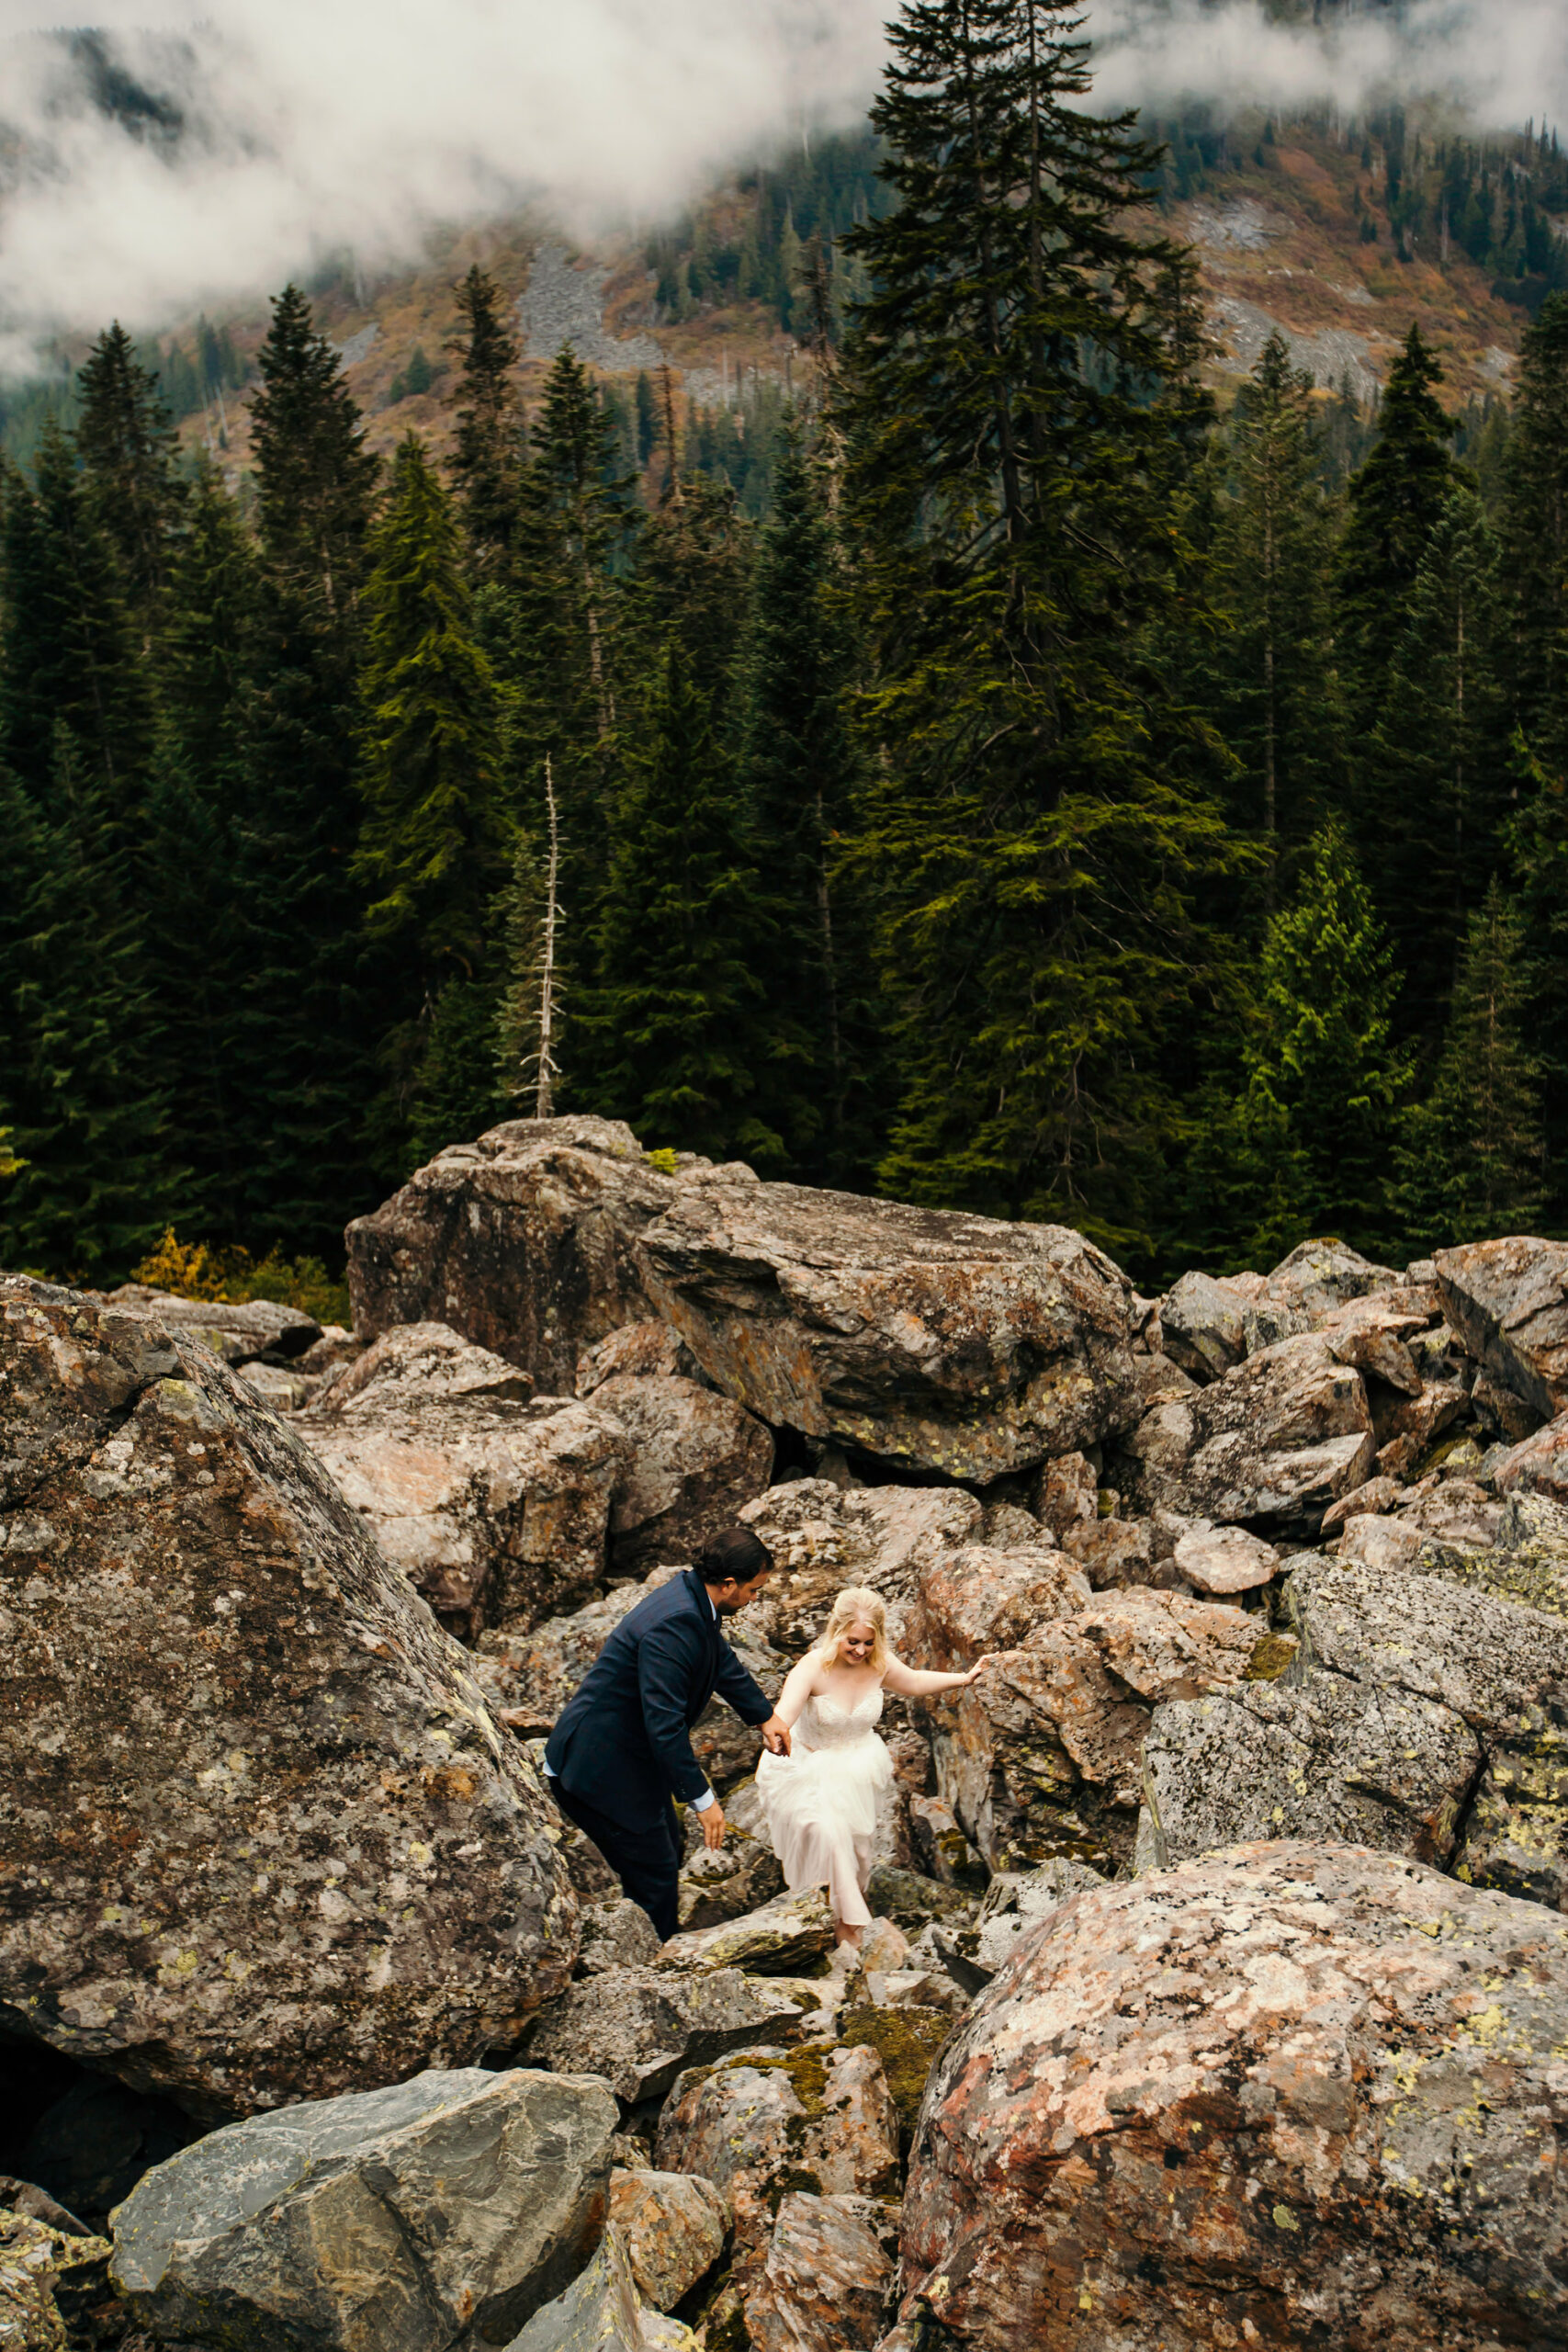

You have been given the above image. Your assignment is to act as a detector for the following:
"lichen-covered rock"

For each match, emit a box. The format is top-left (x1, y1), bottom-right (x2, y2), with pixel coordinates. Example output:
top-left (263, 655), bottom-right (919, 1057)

top-left (606, 2172), bottom-right (726, 2313)
top-left (636, 1175), bottom-right (1137, 1480)
top-left (930, 1591), bottom-right (1268, 1872)
top-left (1138, 1556), bottom-right (1568, 1890)
top-left (525, 1967), bottom-right (811, 2104)
top-left (298, 1322), bottom-right (626, 1637)
top-left (1156, 1269), bottom-right (1264, 1382)
top-left (655, 2044), bottom-right (900, 2230)
top-left (574, 1319), bottom-right (705, 1396)
top-left (674, 1828), bottom-right (784, 1931)
top-left (1405, 1490), bottom-right (1568, 1619)
top-left (1495, 1408), bottom-right (1568, 1505)
top-left (738, 1480), bottom-right (987, 1659)
top-left (1260, 1238), bottom-right (1400, 1320)
top-left (742, 2193), bottom-right (895, 2352)
top-left (1115, 1329), bottom-right (1375, 1532)
top-left (591, 1374), bottom-right (773, 1578)
top-left (0, 1279), bottom-right (575, 2120)
top-left (105, 1287), bottom-right (322, 1363)
top-left (0, 2208), bottom-right (117, 2352)
top-left (570, 1900), bottom-right (663, 1980)
top-left (111, 2068), bottom-right (618, 2352)
top-left (1438, 1235), bottom-right (1568, 1427)
top-left (504, 2228), bottom-right (696, 2352)
top-left (904, 1544), bottom-right (1089, 1669)
top-left (345, 1118), bottom-right (679, 1392)
top-left (658, 1890), bottom-right (836, 1978)
top-left (899, 1842), bottom-right (1568, 2351)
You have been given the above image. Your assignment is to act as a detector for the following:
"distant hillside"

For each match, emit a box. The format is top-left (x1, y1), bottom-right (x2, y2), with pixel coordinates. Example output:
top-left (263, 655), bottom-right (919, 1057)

top-left (3, 107), bottom-right (1561, 495)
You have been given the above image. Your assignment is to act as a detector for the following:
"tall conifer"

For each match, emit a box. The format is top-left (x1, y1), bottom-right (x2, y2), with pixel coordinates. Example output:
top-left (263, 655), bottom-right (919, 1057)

top-left (1500, 291), bottom-right (1568, 768)
top-left (74, 322), bottom-right (183, 625)
top-left (1339, 324), bottom-right (1458, 720)
top-left (448, 265), bottom-right (525, 583)
top-left (838, 0), bottom-right (1234, 1246)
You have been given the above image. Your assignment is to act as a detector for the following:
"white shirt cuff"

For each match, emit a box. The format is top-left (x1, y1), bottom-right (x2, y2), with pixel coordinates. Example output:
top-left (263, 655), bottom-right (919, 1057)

top-left (693, 1789), bottom-right (716, 1811)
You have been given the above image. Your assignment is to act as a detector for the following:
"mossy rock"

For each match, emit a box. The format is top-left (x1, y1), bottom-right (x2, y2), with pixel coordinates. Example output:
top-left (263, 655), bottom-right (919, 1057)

top-left (839, 2004), bottom-right (953, 2146)
top-left (864, 1864), bottom-right (973, 1930)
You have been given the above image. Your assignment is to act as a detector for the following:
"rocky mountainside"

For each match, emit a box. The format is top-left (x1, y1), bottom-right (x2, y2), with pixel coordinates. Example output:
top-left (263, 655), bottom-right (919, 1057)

top-left (5, 1111), bottom-right (1568, 2347)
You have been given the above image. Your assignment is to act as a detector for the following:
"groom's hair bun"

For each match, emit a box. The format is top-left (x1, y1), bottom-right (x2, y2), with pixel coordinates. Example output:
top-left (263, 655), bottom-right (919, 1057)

top-left (696, 1527), bottom-right (773, 1585)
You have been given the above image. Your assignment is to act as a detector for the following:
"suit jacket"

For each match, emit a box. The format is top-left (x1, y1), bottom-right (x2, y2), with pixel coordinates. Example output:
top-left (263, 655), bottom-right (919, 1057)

top-left (544, 1568), bottom-right (773, 1832)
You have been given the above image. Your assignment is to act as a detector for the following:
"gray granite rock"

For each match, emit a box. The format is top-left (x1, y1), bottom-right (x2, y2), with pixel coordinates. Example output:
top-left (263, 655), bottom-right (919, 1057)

top-left (502, 2227), bottom-right (695, 2351)
top-left (111, 2068), bottom-right (618, 2352)
top-left (0, 1279), bottom-right (575, 2120)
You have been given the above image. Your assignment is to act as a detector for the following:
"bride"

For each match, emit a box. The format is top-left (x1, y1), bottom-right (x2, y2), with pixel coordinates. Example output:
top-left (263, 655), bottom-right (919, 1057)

top-left (755, 1587), bottom-right (992, 1953)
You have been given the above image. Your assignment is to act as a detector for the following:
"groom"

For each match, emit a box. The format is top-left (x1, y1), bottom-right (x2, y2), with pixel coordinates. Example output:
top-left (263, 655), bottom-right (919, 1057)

top-left (543, 1526), bottom-right (792, 1940)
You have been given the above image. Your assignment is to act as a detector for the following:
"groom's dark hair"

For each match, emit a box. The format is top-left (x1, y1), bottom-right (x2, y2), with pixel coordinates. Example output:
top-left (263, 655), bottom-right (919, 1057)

top-left (696, 1527), bottom-right (773, 1587)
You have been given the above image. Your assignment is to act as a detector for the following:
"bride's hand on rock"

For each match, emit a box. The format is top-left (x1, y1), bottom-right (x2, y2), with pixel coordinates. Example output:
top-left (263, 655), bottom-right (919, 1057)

top-left (961, 1655), bottom-right (996, 1687)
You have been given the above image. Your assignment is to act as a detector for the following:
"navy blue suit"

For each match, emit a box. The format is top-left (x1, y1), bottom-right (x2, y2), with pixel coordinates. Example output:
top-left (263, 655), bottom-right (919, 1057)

top-left (544, 1568), bottom-right (773, 1938)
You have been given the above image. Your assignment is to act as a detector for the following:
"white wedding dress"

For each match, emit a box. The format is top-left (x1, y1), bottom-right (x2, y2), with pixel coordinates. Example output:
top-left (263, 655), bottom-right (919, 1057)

top-left (755, 1685), bottom-right (894, 1928)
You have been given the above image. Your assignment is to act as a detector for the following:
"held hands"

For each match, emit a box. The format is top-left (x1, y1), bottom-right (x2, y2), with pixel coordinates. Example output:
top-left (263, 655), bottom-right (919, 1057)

top-left (761, 1713), bottom-right (792, 1757)
top-left (701, 1800), bottom-right (728, 1852)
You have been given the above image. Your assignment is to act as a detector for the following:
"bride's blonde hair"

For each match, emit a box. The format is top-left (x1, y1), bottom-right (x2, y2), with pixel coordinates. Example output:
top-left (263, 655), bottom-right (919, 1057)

top-left (816, 1587), bottom-right (889, 1671)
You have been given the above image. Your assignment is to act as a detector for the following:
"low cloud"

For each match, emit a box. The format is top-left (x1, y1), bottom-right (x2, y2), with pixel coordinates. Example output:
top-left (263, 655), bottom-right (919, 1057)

top-left (0, 0), bottom-right (1562, 375)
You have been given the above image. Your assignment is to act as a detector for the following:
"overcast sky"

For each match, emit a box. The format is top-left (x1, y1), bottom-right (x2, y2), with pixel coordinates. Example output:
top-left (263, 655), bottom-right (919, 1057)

top-left (0, 0), bottom-right (1562, 374)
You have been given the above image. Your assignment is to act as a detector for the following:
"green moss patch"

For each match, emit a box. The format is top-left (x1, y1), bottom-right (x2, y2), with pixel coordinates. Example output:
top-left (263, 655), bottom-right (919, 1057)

top-left (839, 2004), bottom-right (954, 2144)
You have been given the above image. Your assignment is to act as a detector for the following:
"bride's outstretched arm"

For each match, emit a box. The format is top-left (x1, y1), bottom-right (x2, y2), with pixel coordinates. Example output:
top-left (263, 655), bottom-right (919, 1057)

top-left (773, 1652), bottom-right (824, 1731)
top-left (883, 1653), bottom-right (995, 1697)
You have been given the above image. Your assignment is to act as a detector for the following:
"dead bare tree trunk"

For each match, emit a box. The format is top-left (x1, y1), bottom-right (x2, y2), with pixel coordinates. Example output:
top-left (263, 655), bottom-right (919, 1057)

top-left (535, 757), bottom-right (563, 1118)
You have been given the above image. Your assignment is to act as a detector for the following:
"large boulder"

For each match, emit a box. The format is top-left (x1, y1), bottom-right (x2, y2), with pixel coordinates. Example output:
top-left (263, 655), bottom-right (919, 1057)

top-left (899, 1842), bottom-right (1568, 2351)
top-left (636, 1172), bottom-right (1137, 1479)
top-left (904, 1544), bottom-right (1089, 1669)
top-left (0, 1278), bottom-right (575, 2120)
top-left (605, 2170), bottom-right (726, 2313)
top-left (655, 2043), bottom-right (900, 2233)
top-left (524, 1967), bottom-right (813, 2104)
top-left (927, 1589), bottom-right (1269, 1871)
top-left (590, 1373), bottom-right (773, 1577)
top-left (1495, 1408), bottom-right (1568, 1505)
top-left (111, 2068), bottom-right (618, 2352)
top-left (741, 2193), bottom-right (895, 2352)
top-left (298, 1322), bottom-right (627, 1637)
top-left (738, 1479), bottom-right (987, 1657)
top-left (345, 1118), bottom-right (679, 1392)
top-left (1139, 1555), bottom-right (1568, 1899)
top-left (1114, 1329), bottom-right (1376, 1532)
top-left (1438, 1236), bottom-right (1568, 1427)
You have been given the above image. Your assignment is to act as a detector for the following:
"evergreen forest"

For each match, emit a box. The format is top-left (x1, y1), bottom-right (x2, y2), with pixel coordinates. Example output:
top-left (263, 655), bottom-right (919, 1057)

top-left (3, 0), bottom-right (1567, 1295)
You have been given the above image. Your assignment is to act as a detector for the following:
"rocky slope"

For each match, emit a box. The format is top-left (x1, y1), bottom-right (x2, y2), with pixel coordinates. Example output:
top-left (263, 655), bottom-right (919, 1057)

top-left (6, 1114), bottom-right (1568, 2348)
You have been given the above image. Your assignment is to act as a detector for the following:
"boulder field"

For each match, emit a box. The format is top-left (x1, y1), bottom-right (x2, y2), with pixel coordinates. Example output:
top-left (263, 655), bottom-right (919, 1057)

top-left (6, 1119), bottom-right (1568, 2348)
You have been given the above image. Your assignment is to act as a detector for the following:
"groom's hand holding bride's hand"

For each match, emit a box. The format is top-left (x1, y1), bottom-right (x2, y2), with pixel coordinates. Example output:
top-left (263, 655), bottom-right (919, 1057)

top-left (761, 1714), bottom-right (792, 1757)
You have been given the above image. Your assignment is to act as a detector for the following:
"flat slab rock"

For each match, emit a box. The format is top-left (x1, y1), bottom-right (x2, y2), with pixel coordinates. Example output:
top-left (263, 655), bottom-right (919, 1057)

top-left (298, 1321), bottom-right (625, 1637)
top-left (111, 2067), bottom-right (619, 2352)
top-left (0, 1280), bottom-right (575, 2120)
top-left (658, 1888), bottom-right (837, 1977)
top-left (900, 1841), bottom-right (1568, 2351)
top-left (636, 1171), bottom-right (1138, 1480)
top-left (525, 1965), bottom-right (814, 2104)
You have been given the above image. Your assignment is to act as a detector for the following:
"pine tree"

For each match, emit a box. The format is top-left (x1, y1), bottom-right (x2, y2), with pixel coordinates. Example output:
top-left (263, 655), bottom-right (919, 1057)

top-left (1199, 334), bottom-right (1343, 901)
top-left (1393, 881), bottom-right (1544, 1250)
top-left (1508, 743), bottom-right (1568, 1219)
top-left (249, 285), bottom-right (379, 617)
top-left (587, 642), bottom-right (773, 1159)
top-left (1370, 488), bottom-right (1510, 1053)
top-left (1197, 820), bottom-right (1409, 1263)
top-left (141, 461), bottom-right (261, 1239)
top-left (447, 264), bottom-right (525, 582)
top-left (0, 729), bottom-right (181, 1280)
top-left (1339, 323), bottom-right (1459, 719)
top-left (529, 345), bottom-right (636, 747)
top-left (0, 424), bottom-right (154, 805)
top-left (355, 435), bottom-right (511, 1163)
top-left (1499, 290), bottom-right (1568, 767)
top-left (73, 322), bottom-right (183, 625)
top-left (739, 417), bottom-right (877, 1181)
top-left (836, 0), bottom-right (1235, 1246)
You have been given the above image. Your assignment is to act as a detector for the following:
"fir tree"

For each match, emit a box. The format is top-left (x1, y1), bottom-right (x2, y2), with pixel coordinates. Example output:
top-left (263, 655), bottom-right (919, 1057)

top-left (0, 729), bottom-right (181, 1279)
top-left (587, 642), bottom-right (773, 1159)
top-left (249, 285), bottom-right (379, 617)
top-left (1370, 488), bottom-right (1510, 1052)
top-left (1393, 881), bottom-right (1544, 1250)
top-left (355, 435), bottom-right (511, 1162)
top-left (73, 322), bottom-right (183, 624)
top-left (1500, 290), bottom-right (1568, 767)
top-left (447, 264), bottom-right (525, 582)
top-left (837, 0), bottom-right (1235, 1246)
top-left (739, 417), bottom-right (876, 1181)
top-left (1508, 742), bottom-right (1568, 1219)
top-left (1339, 323), bottom-right (1459, 719)
top-left (1199, 333), bottom-right (1343, 902)
top-left (529, 345), bottom-right (637, 747)
top-left (1197, 820), bottom-right (1409, 1263)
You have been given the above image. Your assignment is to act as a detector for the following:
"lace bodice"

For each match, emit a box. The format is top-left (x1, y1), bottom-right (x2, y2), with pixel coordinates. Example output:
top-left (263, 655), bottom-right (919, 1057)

top-left (796, 1686), bottom-right (885, 1752)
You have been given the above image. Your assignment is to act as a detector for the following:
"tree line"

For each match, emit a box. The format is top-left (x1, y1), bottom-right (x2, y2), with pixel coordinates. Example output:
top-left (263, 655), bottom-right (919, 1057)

top-left (2, 0), bottom-right (1566, 1292)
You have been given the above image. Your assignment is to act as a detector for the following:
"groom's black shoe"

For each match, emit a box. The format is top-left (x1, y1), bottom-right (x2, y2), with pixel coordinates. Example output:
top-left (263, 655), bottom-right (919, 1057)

top-left (553, 1785), bottom-right (684, 1942)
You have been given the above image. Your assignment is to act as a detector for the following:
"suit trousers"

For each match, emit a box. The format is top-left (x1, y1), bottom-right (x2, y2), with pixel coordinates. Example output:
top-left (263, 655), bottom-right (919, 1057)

top-left (552, 1782), bottom-right (685, 1943)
